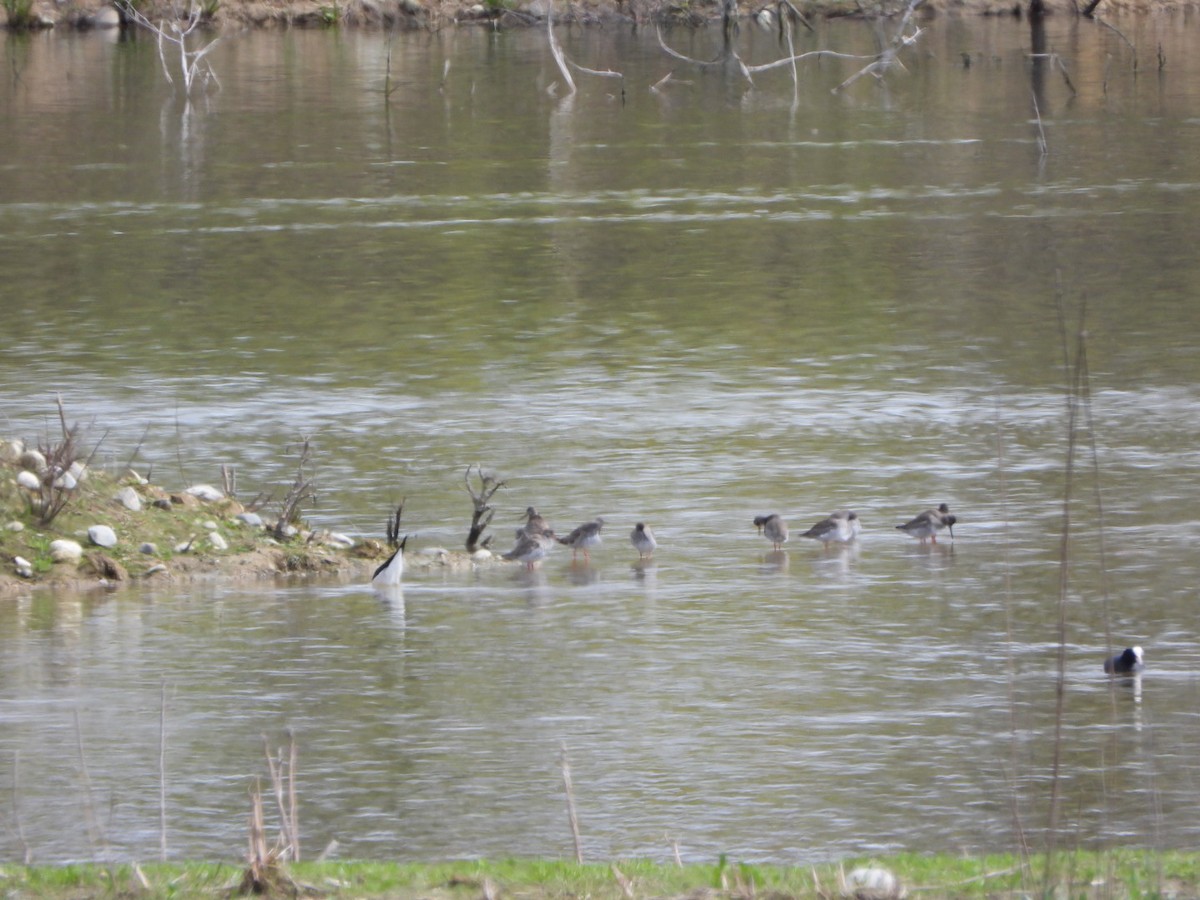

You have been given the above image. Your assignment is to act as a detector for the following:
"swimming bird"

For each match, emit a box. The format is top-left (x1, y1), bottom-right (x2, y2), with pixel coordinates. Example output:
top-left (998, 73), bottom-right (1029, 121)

top-left (1104, 646), bottom-right (1145, 675)
top-left (504, 529), bottom-right (558, 570)
top-left (753, 514), bottom-right (789, 551)
top-left (630, 522), bottom-right (657, 559)
top-left (371, 535), bottom-right (408, 586)
top-left (800, 510), bottom-right (861, 547)
top-left (516, 505), bottom-right (551, 539)
top-left (558, 517), bottom-right (604, 562)
top-left (896, 503), bottom-right (957, 544)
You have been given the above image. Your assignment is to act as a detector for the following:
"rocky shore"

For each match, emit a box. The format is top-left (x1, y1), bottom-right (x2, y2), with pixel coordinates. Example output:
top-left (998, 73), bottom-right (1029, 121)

top-left (0, 437), bottom-right (488, 596)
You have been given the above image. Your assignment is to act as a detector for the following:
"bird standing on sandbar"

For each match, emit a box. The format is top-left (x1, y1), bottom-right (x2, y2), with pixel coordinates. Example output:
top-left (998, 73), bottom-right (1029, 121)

top-left (896, 503), bottom-right (956, 544)
top-left (558, 517), bottom-right (604, 562)
top-left (754, 514), bottom-right (789, 551)
top-left (800, 510), bottom-right (861, 547)
top-left (630, 522), bottom-right (657, 559)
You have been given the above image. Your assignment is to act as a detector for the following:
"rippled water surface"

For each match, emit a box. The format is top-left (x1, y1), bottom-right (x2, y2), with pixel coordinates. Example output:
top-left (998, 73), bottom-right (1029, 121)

top-left (2, 13), bottom-right (1200, 865)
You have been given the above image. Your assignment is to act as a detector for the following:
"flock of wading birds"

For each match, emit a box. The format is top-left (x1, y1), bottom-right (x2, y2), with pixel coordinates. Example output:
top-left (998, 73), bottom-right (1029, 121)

top-left (369, 502), bottom-right (1147, 678)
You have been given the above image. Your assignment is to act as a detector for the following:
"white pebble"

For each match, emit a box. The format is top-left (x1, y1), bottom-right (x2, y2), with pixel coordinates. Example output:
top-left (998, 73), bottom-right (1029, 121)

top-left (88, 525), bottom-right (118, 548)
top-left (16, 471), bottom-right (40, 491)
top-left (13, 556), bottom-right (32, 578)
top-left (235, 511), bottom-right (264, 528)
top-left (203, 520), bottom-right (219, 531)
top-left (53, 471), bottom-right (77, 491)
top-left (6, 521), bottom-right (24, 532)
top-left (208, 532), bottom-right (228, 551)
top-left (50, 539), bottom-right (83, 563)
top-left (185, 484), bottom-right (224, 502)
top-left (114, 486), bottom-right (142, 511)
top-left (18, 449), bottom-right (46, 472)
top-left (471, 549), bottom-right (493, 562)
top-left (140, 542), bottom-right (158, 555)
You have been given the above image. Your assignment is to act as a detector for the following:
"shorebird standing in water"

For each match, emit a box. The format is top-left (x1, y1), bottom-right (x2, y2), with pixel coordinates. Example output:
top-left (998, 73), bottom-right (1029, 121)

top-left (800, 510), bottom-right (861, 547)
top-left (754, 514), bottom-right (789, 551)
top-left (896, 503), bottom-right (956, 544)
top-left (558, 517), bottom-right (604, 562)
top-left (504, 529), bottom-right (558, 570)
top-left (630, 522), bottom-right (657, 559)
top-left (517, 506), bottom-right (551, 539)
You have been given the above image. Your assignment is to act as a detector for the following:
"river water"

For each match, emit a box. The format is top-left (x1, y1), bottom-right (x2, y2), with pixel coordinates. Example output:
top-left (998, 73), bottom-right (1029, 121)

top-left (1, 11), bottom-right (1200, 866)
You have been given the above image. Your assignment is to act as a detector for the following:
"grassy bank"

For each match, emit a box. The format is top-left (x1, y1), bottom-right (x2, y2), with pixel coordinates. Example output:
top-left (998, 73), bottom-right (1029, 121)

top-left (3, 852), bottom-right (1198, 899)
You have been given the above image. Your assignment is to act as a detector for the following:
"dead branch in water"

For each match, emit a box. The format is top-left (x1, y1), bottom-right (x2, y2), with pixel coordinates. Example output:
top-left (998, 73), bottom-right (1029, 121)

top-left (831, 0), bottom-right (926, 92)
top-left (464, 464), bottom-right (505, 552)
top-left (654, 12), bottom-right (874, 87)
top-left (113, 0), bottom-right (222, 96)
top-left (1028, 52), bottom-right (1077, 94)
top-left (546, 2), bottom-right (625, 97)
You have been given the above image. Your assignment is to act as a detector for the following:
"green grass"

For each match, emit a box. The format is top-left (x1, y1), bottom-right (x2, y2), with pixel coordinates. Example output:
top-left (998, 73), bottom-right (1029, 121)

top-left (0, 852), bottom-right (1197, 899)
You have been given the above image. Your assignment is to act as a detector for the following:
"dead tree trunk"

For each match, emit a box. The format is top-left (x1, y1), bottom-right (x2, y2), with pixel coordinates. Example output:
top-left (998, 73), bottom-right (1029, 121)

top-left (464, 464), bottom-right (505, 552)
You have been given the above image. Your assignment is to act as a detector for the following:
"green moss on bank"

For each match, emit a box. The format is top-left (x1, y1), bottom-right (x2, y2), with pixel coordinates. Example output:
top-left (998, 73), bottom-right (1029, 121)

top-left (2, 852), bottom-right (1198, 899)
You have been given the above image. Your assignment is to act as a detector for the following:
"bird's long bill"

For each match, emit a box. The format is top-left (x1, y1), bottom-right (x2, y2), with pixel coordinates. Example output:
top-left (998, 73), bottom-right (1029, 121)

top-left (947, 523), bottom-right (954, 542)
top-left (400, 534), bottom-right (409, 551)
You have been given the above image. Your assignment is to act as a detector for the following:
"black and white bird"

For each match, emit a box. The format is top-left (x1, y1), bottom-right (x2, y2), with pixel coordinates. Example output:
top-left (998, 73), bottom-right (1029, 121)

top-left (800, 510), bottom-right (861, 547)
top-left (371, 535), bottom-right (408, 587)
top-left (630, 522), bottom-right (657, 559)
top-left (558, 517), bottom-right (604, 562)
top-left (1104, 646), bottom-right (1145, 675)
top-left (896, 503), bottom-right (956, 544)
top-left (753, 514), bottom-right (789, 551)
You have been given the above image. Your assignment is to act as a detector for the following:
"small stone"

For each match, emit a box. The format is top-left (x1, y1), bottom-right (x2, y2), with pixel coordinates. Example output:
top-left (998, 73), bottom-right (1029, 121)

top-left (125, 470), bottom-right (150, 485)
top-left (114, 486), bottom-right (142, 511)
top-left (174, 540), bottom-right (194, 553)
top-left (277, 523), bottom-right (298, 538)
top-left (142, 563), bottom-right (168, 578)
top-left (140, 542), bottom-right (158, 555)
top-left (323, 531), bottom-right (355, 548)
top-left (235, 511), bottom-right (264, 528)
top-left (846, 867), bottom-right (904, 900)
top-left (18, 449), bottom-right (46, 472)
top-left (50, 539), bottom-right (84, 563)
top-left (53, 471), bottom-right (78, 491)
top-left (0, 439), bottom-right (23, 463)
top-left (88, 525), bottom-right (118, 547)
top-left (471, 549), bottom-right (493, 562)
top-left (202, 520), bottom-right (219, 531)
top-left (67, 460), bottom-right (87, 482)
top-left (170, 492), bottom-right (201, 509)
top-left (16, 471), bottom-right (40, 491)
top-left (13, 556), bottom-right (33, 578)
top-left (208, 532), bottom-right (228, 551)
top-left (185, 484), bottom-right (224, 502)
top-left (6, 521), bottom-right (24, 532)
top-left (153, 498), bottom-right (173, 510)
